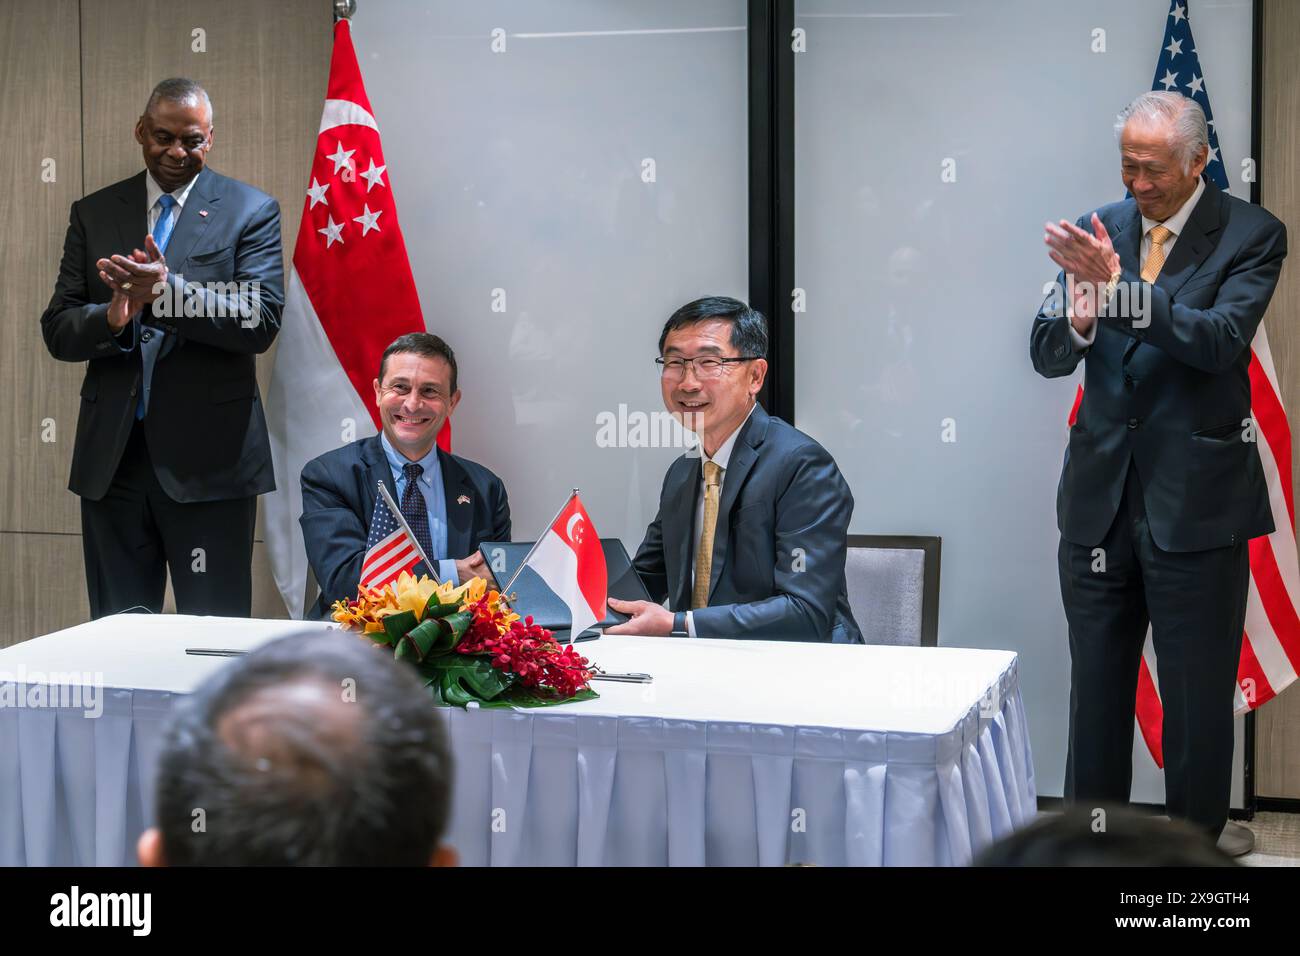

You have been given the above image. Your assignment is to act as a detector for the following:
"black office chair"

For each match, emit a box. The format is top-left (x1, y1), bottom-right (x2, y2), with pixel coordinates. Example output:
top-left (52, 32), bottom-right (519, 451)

top-left (844, 534), bottom-right (941, 647)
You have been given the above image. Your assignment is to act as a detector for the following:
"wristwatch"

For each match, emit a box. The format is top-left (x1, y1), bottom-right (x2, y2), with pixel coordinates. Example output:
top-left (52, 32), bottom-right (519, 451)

top-left (670, 611), bottom-right (690, 637)
top-left (1102, 267), bottom-right (1122, 306)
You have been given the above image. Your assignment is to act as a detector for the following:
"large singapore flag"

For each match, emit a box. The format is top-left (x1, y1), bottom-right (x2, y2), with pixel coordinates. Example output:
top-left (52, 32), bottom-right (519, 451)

top-left (526, 494), bottom-right (608, 638)
top-left (264, 19), bottom-right (446, 617)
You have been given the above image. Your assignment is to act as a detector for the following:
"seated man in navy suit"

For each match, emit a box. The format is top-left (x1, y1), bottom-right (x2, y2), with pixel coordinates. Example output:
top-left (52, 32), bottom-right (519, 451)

top-left (300, 333), bottom-right (510, 618)
top-left (608, 297), bottom-right (861, 643)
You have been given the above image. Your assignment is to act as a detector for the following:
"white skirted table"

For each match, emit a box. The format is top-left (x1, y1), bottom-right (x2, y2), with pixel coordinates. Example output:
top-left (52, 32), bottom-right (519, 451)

top-left (0, 615), bottom-right (1036, 866)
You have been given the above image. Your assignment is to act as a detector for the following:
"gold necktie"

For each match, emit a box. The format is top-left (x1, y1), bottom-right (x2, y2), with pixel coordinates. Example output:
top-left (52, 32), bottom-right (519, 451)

top-left (692, 461), bottom-right (723, 609)
top-left (1141, 224), bottom-right (1173, 283)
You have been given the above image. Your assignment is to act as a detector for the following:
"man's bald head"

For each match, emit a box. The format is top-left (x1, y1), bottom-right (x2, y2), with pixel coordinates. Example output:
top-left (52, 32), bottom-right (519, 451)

top-left (135, 78), bottom-right (214, 194)
top-left (143, 633), bottom-right (454, 866)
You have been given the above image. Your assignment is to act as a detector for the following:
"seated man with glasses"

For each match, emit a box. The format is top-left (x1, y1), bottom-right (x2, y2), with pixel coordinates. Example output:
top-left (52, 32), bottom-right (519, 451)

top-left (608, 297), bottom-right (861, 642)
top-left (299, 333), bottom-right (511, 619)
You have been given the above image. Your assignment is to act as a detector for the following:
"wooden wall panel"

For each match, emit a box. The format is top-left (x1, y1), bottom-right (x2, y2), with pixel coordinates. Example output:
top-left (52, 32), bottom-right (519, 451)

top-left (0, 533), bottom-right (90, 648)
top-left (0, 0), bottom-right (84, 537)
top-left (1257, 0), bottom-right (1300, 800)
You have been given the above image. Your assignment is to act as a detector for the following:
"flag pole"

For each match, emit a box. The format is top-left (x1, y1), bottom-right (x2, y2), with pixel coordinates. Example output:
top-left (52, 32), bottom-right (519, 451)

top-left (375, 481), bottom-right (437, 577)
top-left (498, 488), bottom-right (579, 596)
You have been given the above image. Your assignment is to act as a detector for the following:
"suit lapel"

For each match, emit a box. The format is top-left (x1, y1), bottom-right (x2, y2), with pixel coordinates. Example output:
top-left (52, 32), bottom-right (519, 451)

top-left (1111, 200), bottom-right (1142, 279)
top-left (662, 456), bottom-right (699, 610)
top-left (1108, 201), bottom-right (1144, 363)
top-left (163, 167), bottom-right (219, 268)
top-left (438, 449), bottom-right (474, 558)
top-left (1156, 183), bottom-right (1222, 300)
top-left (361, 436), bottom-right (397, 522)
top-left (706, 407), bottom-right (767, 602)
top-left (115, 172), bottom-right (149, 258)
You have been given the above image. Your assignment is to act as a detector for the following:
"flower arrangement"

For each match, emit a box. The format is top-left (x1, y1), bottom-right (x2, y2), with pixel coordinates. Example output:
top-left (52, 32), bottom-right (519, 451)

top-left (332, 573), bottom-right (597, 707)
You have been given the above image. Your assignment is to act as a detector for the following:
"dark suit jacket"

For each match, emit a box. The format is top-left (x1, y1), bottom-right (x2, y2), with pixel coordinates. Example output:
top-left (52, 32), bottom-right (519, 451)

top-left (633, 405), bottom-right (862, 643)
top-left (300, 435), bottom-right (512, 619)
top-left (41, 167), bottom-right (284, 503)
top-left (1031, 182), bottom-right (1286, 552)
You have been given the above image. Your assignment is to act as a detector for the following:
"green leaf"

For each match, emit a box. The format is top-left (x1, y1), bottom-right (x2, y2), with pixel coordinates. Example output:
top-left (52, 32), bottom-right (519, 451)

top-left (440, 611), bottom-right (473, 638)
top-left (445, 657), bottom-right (512, 699)
top-left (382, 610), bottom-right (418, 644)
top-left (411, 656), bottom-right (599, 710)
top-left (497, 686), bottom-right (600, 708)
top-left (415, 656), bottom-right (513, 707)
top-left (440, 679), bottom-right (476, 708)
top-left (423, 594), bottom-right (463, 619)
top-left (425, 677), bottom-right (447, 707)
top-left (396, 617), bottom-right (461, 663)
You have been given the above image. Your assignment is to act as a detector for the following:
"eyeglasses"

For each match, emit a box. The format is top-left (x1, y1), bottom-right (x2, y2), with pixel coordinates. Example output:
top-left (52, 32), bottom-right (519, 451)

top-left (655, 356), bottom-right (759, 380)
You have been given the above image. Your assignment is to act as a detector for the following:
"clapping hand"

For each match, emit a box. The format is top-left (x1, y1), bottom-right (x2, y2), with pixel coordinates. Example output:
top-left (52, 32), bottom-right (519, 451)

top-left (1044, 213), bottom-right (1119, 286)
top-left (97, 234), bottom-right (168, 307)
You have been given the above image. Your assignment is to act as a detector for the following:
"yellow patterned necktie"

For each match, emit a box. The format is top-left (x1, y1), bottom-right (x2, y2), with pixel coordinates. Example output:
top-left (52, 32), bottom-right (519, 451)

top-left (692, 460), bottom-right (723, 609)
top-left (1141, 224), bottom-right (1173, 283)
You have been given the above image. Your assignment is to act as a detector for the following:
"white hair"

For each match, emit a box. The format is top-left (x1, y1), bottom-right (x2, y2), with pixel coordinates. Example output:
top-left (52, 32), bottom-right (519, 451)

top-left (1114, 90), bottom-right (1208, 174)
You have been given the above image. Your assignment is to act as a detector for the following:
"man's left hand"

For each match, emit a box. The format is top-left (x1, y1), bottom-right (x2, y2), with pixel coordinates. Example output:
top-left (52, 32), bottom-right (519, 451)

top-left (605, 598), bottom-right (673, 636)
top-left (1044, 212), bottom-right (1120, 286)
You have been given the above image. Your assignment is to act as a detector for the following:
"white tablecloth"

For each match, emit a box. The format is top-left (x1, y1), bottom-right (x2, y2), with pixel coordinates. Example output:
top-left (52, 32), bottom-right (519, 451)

top-left (0, 615), bottom-right (1036, 866)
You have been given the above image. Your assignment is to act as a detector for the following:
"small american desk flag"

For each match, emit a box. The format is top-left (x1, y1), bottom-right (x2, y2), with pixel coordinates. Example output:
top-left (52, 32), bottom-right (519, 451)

top-left (359, 495), bottom-right (422, 590)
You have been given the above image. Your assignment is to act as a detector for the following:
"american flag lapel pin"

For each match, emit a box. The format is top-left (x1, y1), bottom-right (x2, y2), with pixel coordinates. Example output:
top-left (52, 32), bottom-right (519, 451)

top-left (457, 494), bottom-right (471, 505)
top-left (198, 209), bottom-right (209, 217)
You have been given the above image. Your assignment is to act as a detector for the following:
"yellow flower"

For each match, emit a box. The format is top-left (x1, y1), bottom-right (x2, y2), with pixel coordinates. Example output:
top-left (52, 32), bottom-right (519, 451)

top-left (458, 576), bottom-right (487, 606)
top-left (392, 572), bottom-right (439, 619)
top-left (438, 576), bottom-right (476, 603)
top-left (334, 574), bottom-right (502, 631)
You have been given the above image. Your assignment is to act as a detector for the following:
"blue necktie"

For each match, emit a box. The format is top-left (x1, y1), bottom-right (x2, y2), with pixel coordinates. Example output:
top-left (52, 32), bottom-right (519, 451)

top-left (400, 463), bottom-right (437, 566)
top-left (136, 193), bottom-right (178, 419)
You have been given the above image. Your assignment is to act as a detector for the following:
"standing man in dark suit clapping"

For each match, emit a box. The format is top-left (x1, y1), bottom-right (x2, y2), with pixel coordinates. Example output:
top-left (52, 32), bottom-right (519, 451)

top-left (1031, 91), bottom-right (1287, 838)
top-left (42, 78), bottom-right (284, 618)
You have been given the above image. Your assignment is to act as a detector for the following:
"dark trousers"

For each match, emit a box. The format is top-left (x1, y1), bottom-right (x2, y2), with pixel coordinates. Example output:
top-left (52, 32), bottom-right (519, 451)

top-left (1059, 464), bottom-right (1249, 838)
top-left (80, 421), bottom-right (257, 618)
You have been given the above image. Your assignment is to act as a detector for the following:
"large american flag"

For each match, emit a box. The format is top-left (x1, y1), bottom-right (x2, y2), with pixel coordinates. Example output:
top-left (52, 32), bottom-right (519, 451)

top-left (1078, 1), bottom-right (1299, 766)
top-left (359, 494), bottom-right (423, 591)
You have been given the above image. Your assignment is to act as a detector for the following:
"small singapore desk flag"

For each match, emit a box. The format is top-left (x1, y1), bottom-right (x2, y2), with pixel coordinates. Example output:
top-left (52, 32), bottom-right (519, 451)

top-left (517, 491), bottom-right (608, 637)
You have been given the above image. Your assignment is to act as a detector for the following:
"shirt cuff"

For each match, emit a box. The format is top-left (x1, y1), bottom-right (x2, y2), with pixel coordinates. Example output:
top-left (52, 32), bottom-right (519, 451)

top-left (437, 559), bottom-right (459, 584)
top-left (685, 610), bottom-right (696, 638)
top-left (1068, 319), bottom-right (1097, 351)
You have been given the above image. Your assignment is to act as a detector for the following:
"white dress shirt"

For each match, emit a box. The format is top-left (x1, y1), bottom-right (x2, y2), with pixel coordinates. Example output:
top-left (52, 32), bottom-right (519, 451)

top-left (145, 170), bottom-right (200, 233)
top-left (1069, 177), bottom-right (1205, 350)
top-left (685, 403), bottom-right (757, 636)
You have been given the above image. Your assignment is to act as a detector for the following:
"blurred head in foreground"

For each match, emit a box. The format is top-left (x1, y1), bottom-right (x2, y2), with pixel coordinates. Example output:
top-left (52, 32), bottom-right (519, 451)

top-left (973, 805), bottom-right (1236, 867)
top-left (139, 632), bottom-right (455, 866)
